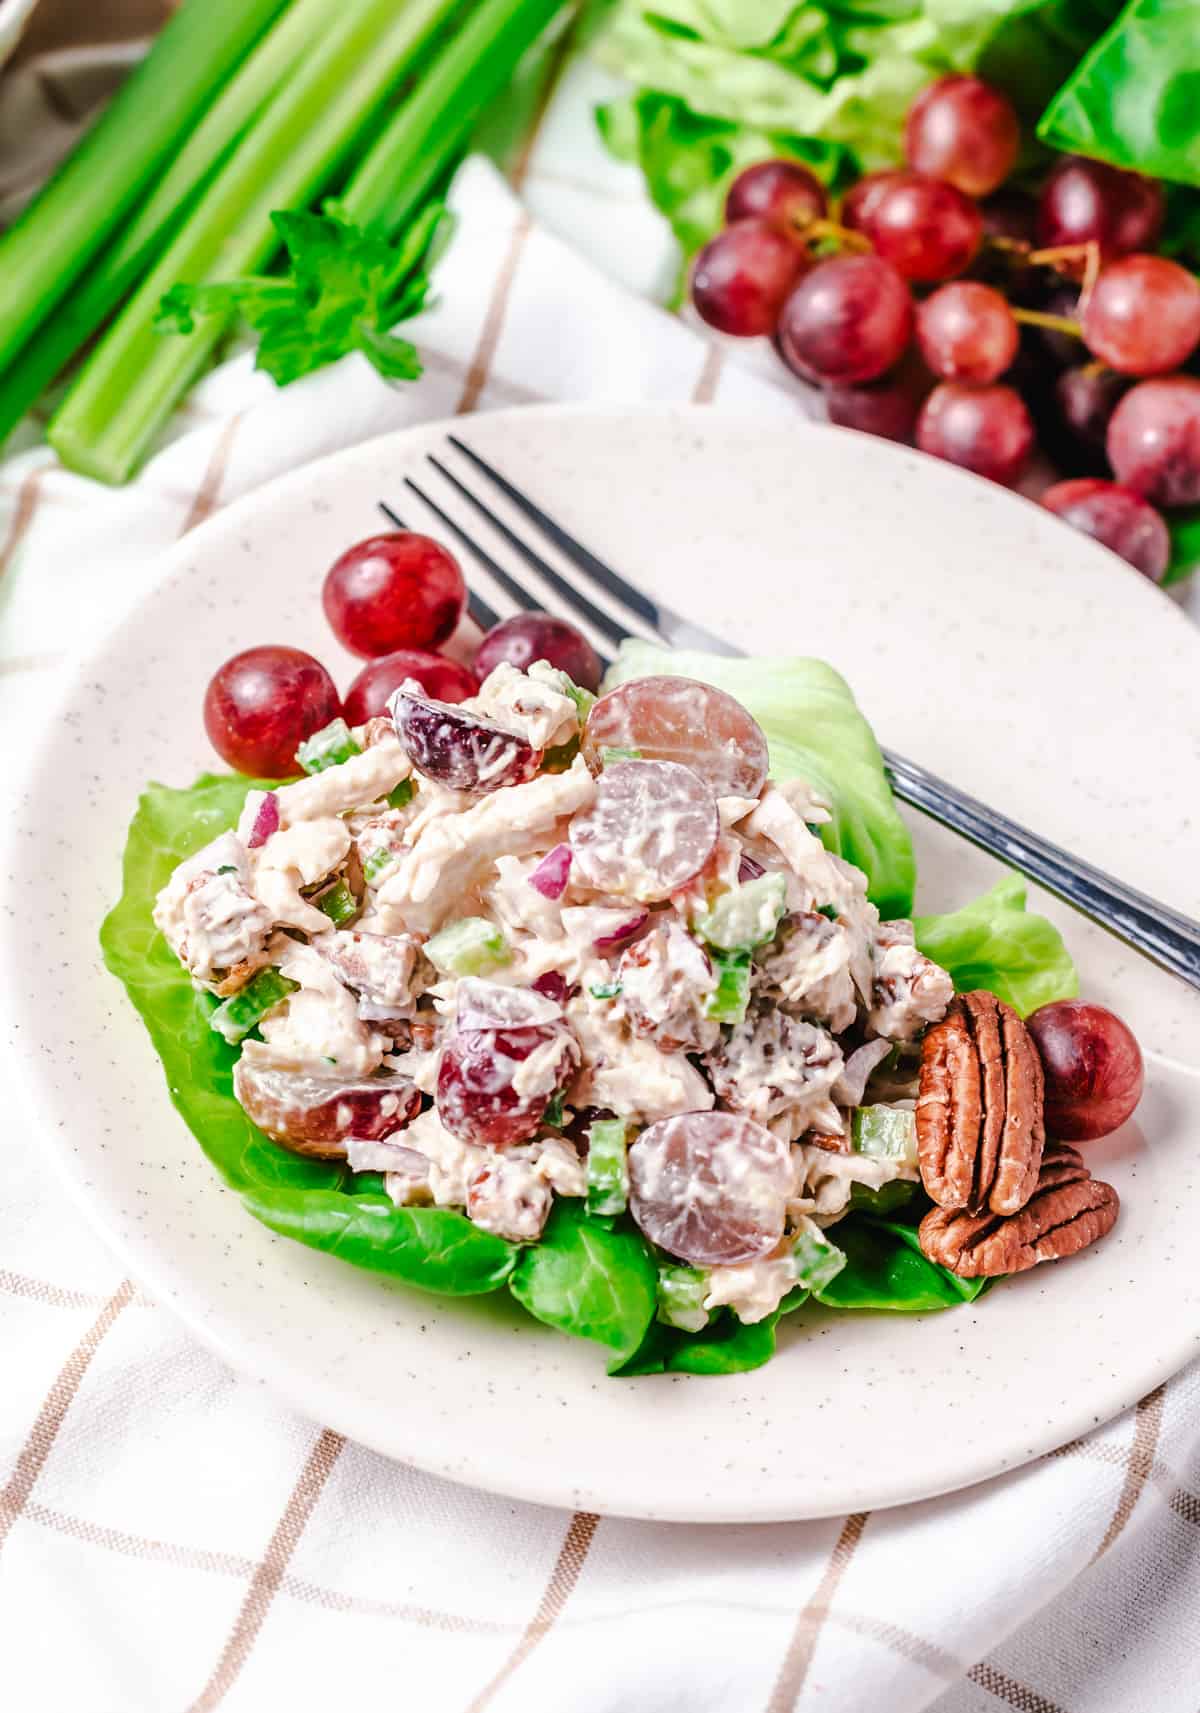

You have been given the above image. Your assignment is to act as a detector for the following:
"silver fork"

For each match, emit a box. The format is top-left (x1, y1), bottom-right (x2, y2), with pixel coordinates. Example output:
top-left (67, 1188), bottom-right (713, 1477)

top-left (381, 437), bottom-right (1200, 993)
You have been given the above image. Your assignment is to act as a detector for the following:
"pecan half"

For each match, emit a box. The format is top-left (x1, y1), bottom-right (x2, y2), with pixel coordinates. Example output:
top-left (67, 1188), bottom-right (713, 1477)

top-left (916, 991), bottom-right (1045, 1216)
top-left (919, 1142), bottom-right (1119, 1278)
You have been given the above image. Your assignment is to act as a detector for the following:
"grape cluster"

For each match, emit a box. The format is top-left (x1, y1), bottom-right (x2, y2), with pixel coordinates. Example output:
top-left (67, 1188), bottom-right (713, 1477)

top-left (690, 73), bottom-right (1200, 583)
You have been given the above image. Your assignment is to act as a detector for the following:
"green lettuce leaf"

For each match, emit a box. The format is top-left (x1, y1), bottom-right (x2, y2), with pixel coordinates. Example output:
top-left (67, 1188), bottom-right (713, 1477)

top-left (1037, 0), bottom-right (1200, 187)
top-left (509, 1200), bottom-right (658, 1365)
top-left (604, 640), bottom-right (916, 918)
top-left (815, 1217), bottom-right (989, 1310)
top-left (101, 776), bottom-right (515, 1294)
top-left (1165, 507), bottom-right (1200, 588)
top-left (914, 872), bottom-right (1079, 1017)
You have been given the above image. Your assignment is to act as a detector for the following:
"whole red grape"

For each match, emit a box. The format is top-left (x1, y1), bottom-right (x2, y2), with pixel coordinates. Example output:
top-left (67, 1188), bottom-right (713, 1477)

top-left (691, 219), bottom-right (808, 337)
top-left (343, 649), bottom-right (476, 723)
top-left (777, 254), bottom-right (913, 386)
top-left (860, 171), bottom-right (982, 284)
top-left (204, 646), bottom-right (340, 779)
top-left (1041, 478), bottom-right (1170, 581)
top-left (1036, 156), bottom-right (1164, 258)
top-left (916, 281), bottom-right (1018, 383)
top-left (916, 381), bottom-right (1034, 486)
top-left (473, 612), bottom-right (601, 692)
top-left (725, 159), bottom-right (826, 236)
top-left (1107, 376), bottom-right (1200, 507)
top-left (904, 75), bottom-right (1020, 197)
top-left (1081, 255), bottom-right (1200, 376)
top-left (980, 187), bottom-right (1038, 246)
top-left (1027, 999), bottom-right (1144, 1141)
top-left (1054, 366), bottom-right (1128, 455)
top-left (824, 371), bottom-right (924, 443)
top-left (841, 170), bottom-right (905, 232)
top-left (323, 532), bottom-right (465, 659)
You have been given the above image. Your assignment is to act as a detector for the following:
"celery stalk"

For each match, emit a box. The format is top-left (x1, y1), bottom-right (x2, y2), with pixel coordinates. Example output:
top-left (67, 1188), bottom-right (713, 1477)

top-left (339, 0), bottom-right (568, 232)
top-left (49, 0), bottom-right (466, 485)
top-left (0, 0), bottom-right (288, 376)
top-left (0, 0), bottom-right (327, 448)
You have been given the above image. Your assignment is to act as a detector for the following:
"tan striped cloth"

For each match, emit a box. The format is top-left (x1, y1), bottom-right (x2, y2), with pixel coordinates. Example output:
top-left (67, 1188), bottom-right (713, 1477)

top-left (3, 19), bottom-right (1200, 1711)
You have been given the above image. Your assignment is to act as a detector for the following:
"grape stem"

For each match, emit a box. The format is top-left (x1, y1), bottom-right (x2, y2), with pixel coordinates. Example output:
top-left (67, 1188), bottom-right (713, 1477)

top-left (801, 218), bottom-right (872, 255)
top-left (1026, 240), bottom-right (1102, 304)
top-left (1011, 306), bottom-right (1083, 338)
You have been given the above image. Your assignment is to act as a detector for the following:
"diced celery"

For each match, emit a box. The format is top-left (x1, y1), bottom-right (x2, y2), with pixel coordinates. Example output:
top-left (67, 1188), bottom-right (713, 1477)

top-left (316, 881), bottom-right (358, 927)
top-left (387, 778), bottom-right (414, 810)
top-left (544, 1092), bottom-right (565, 1128)
top-left (363, 847), bottom-right (397, 884)
top-left (587, 1117), bottom-right (629, 1217)
top-left (852, 1105), bottom-right (918, 1167)
top-left (695, 873), bottom-right (787, 951)
top-left (425, 917), bottom-right (510, 977)
top-left (791, 1220), bottom-right (847, 1293)
top-left (705, 949), bottom-right (752, 1025)
top-left (541, 737), bottom-right (581, 773)
top-left (295, 717), bottom-right (361, 774)
top-left (209, 968), bottom-right (298, 1044)
top-left (656, 1264), bottom-right (711, 1333)
top-left (533, 666), bottom-right (596, 725)
top-left (589, 981), bottom-right (622, 1001)
top-left (600, 746), bottom-right (642, 765)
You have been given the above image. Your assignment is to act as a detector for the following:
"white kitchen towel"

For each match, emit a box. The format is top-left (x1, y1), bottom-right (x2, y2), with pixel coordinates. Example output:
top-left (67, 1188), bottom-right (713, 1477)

top-left (2, 154), bottom-right (1199, 1713)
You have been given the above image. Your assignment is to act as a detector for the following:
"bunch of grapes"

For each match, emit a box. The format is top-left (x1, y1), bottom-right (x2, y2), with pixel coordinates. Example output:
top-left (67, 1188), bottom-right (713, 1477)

top-left (690, 74), bottom-right (1200, 583)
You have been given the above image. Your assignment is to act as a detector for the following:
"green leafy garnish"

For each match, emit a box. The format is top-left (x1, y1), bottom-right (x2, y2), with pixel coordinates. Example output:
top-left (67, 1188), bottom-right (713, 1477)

top-left (156, 201), bottom-right (449, 387)
top-left (387, 778), bottom-right (415, 810)
top-left (914, 874), bottom-right (1079, 1018)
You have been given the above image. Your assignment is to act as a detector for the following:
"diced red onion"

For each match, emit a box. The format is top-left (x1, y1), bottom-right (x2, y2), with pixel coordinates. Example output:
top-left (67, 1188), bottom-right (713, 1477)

top-left (532, 971), bottom-right (575, 1005)
top-left (247, 791), bottom-right (279, 849)
top-left (592, 908), bottom-right (650, 953)
top-left (528, 843), bottom-right (572, 900)
top-left (738, 853), bottom-right (765, 882)
top-left (832, 1039), bottom-right (894, 1108)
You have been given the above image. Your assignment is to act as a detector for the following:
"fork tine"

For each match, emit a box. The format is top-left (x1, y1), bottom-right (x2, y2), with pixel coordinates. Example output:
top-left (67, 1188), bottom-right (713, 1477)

top-left (425, 453), bottom-right (635, 650)
top-left (404, 475), bottom-right (543, 616)
top-left (377, 501), bottom-right (407, 530)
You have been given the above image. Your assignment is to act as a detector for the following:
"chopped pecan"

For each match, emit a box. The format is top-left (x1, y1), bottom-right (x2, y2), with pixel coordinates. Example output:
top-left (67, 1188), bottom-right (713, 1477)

top-left (210, 952), bottom-right (271, 998)
top-left (805, 1131), bottom-right (851, 1154)
top-left (919, 1142), bottom-right (1119, 1277)
top-left (916, 991), bottom-right (1045, 1216)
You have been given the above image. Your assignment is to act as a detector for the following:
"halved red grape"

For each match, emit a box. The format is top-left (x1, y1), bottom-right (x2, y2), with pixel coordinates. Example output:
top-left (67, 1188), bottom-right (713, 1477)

top-left (456, 977), bottom-right (563, 1029)
top-left (916, 381), bottom-right (1034, 486)
top-left (841, 170), bottom-right (905, 233)
top-left (628, 1111), bottom-right (793, 1265)
top-left (1081, 255), bottom-right (1200, 376)
top-left (1036, 156), bottom-right (1164, 258)
top-left (691, 219), bottom-right (809, 337)
top-left (860, 172), bottom-right (982, 284)
top-left (233, 1061), bottom-right (420, 1158)
top-left (323, 532), bottom-right (465, 658)
top-left (1107, 376), bottom-right (1200, 507)
top-left (916, 282), bottom-right (1018, 383)
top-left (437, 1023), bottom-right (575, 1147)
top-left (777, 254), bottom-right (913, 386)
top-left (724, 159), bottom-right (826, 235)
top-left (904, 75), bottom-right (1020, 197)
top-left (473, 612), bottom-right (601, 692)
top-left (569, 760), bottom-right (718, 901)
top-left (1041, 478), bottom-right (1169, 581)
top-left (343, 649), bottom-right (476, 723)
top-left (390, 687), bottom-right (537, 790)
top-left (582, 676), bottom-right (769, 796)
top-left (204, 646), bottom-right (340, 779)
top-left (1027, 1000), bottom-right (1144, 1141)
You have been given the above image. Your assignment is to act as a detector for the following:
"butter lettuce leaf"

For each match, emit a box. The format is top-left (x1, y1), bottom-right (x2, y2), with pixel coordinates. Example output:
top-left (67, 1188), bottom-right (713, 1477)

top-left (914, 872), bottom-right (1079, 1017)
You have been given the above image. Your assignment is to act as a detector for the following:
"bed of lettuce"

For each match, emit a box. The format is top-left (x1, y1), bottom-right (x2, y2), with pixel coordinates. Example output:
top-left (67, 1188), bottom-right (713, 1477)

top-left (101, 649), bottom-right (1078, 1375)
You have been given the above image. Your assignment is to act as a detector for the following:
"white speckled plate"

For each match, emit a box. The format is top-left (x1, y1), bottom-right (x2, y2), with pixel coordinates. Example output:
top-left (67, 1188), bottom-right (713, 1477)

top-left (4, 404), bottom-right (1199, 1522)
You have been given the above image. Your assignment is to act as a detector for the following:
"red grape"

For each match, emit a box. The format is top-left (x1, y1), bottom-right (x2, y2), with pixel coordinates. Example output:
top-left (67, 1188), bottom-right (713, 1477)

top-left (438, 1022), bottom-right (576, 1147)
top-left (690, 219), bottom-right (808, 337)
top-left (390, 687), bottom-right (538, 790)
top-left (824, 369), bottom-right (925, 443)
top-left (1036, 156), bottom-right (1164, 258)
top-left (343, 649), bottom-right (476, 723)
top-left (916, 381), bottom-right (1034, 486)
top-left (1026, 280), bottom-right (1084, 370)
top-left (582, 676), bottom-right (769, 796)
top-left (1081, 255), bottom-right (1200, 376)
top-left (904, 75), bottom-right (1020, 197)
top-left (323, 532), bottom-right (465, 659)
top-left (569, 760), bottom-right (718, 901)
top-left (1054, 366), bottom-right (1128, 455)
top-left (725, 159), bottom-right (826, 235)
top-left (916, 281), bottom-right (1018, 383)
top-left (204, 646), bottom-right (340, 779)
top-left (1041, 478), bottom-right (1170, 581)
top-left (860, 171), bottom-right (982, 284)
top-left (1107, 376), bottom-right (1200, 507)
top-left (473, 612), bottom-right (601, 692)
top-left (1027, 999), bottom-right (1144, 1141)
top-left (628, 1111), bottom-right (793, 1265)
top-left (777, 254), bottom-right (913, 386)
top-left (980, 187), bottom-right (1038, 246)
top-left (233, 1062), bottom-right (420, 1158)
top-left (841, 170), bottom-right (905, 232)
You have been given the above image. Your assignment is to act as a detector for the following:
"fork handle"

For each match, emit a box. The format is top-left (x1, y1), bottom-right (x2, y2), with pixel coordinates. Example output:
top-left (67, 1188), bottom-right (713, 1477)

top-left (883, 750), bottom-right (1200, 993)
